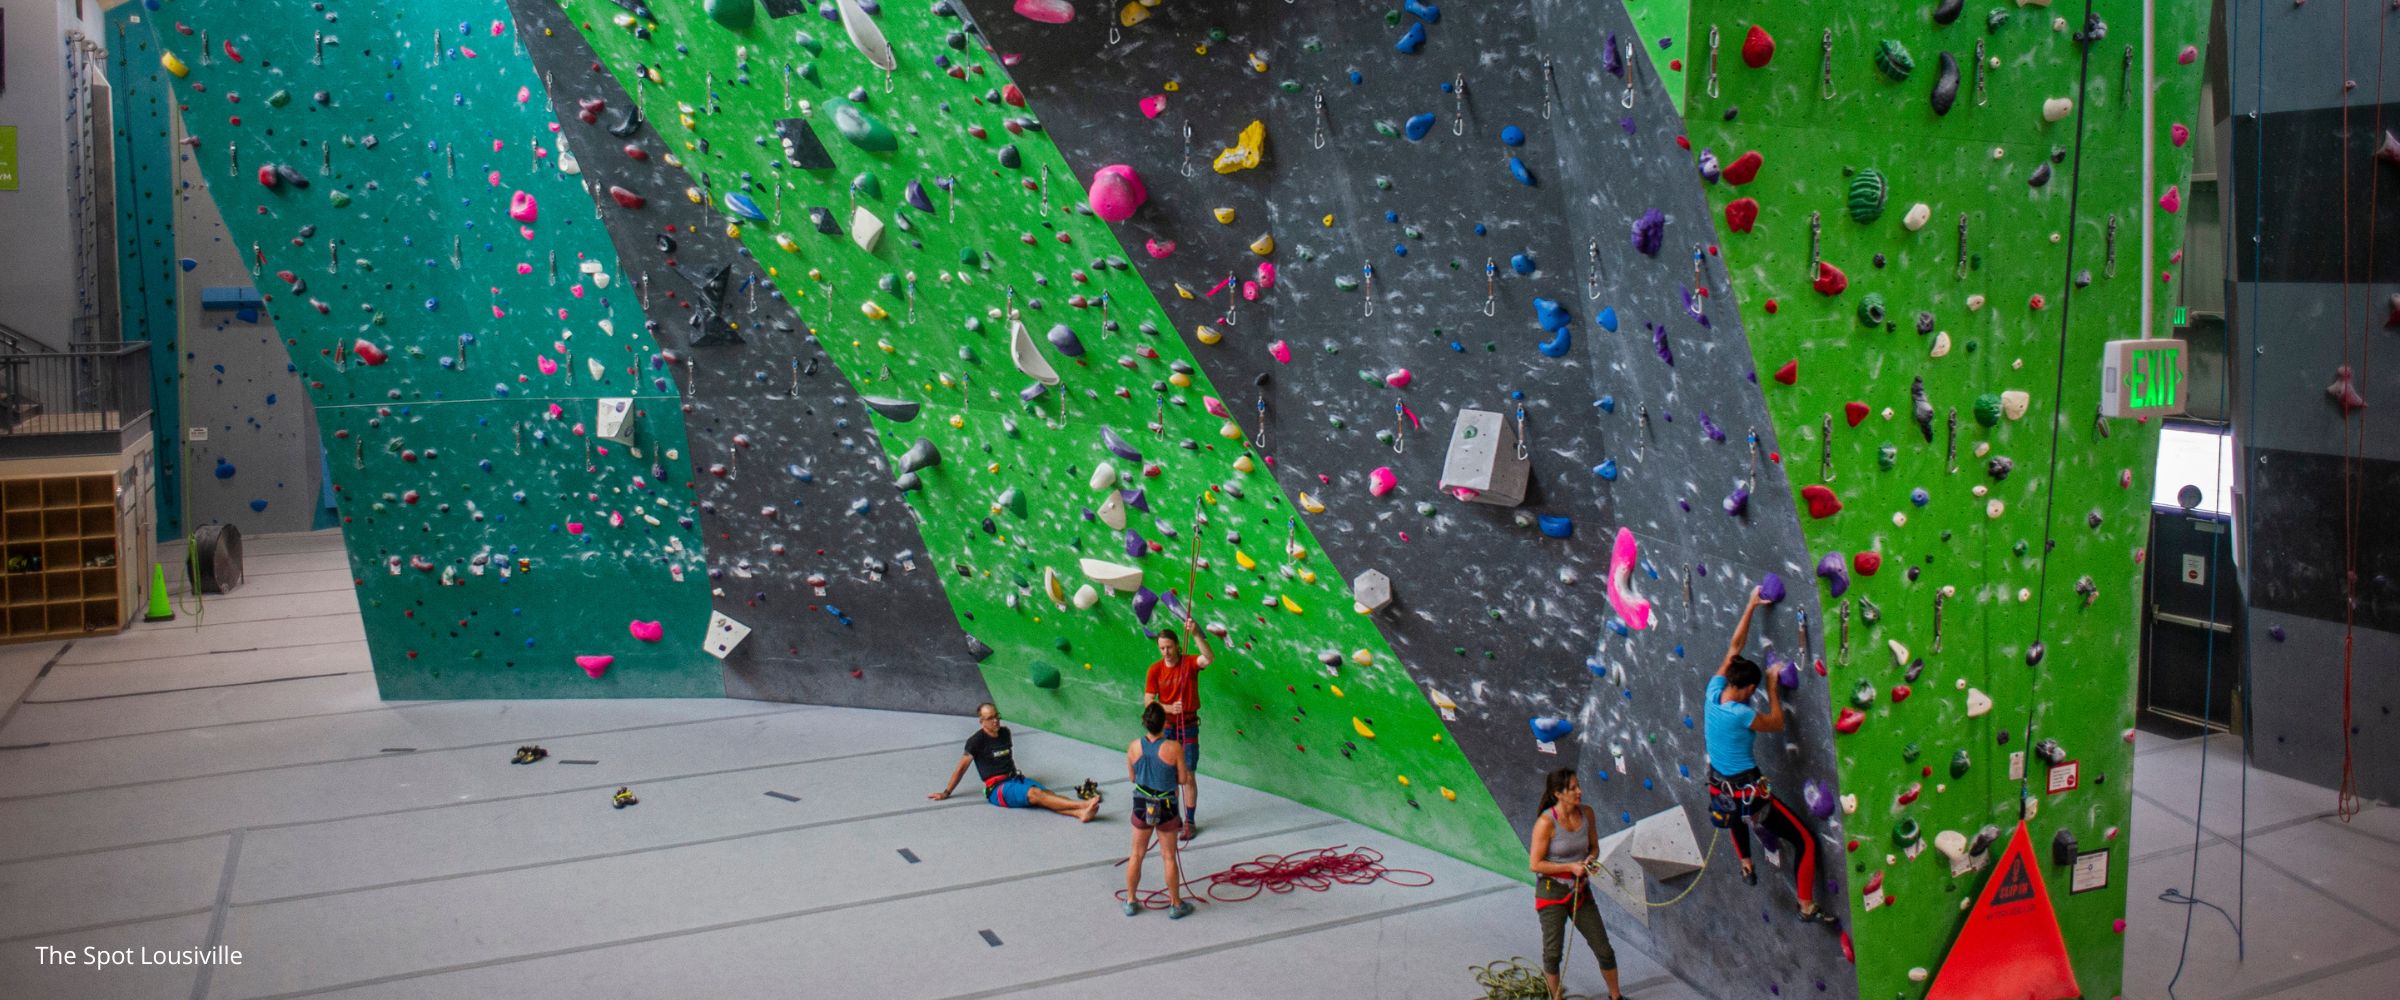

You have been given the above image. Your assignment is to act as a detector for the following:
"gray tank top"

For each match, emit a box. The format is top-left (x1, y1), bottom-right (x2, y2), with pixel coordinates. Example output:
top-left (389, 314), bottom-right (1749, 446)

top-left (1544, 807), bottom-right (1592, 865)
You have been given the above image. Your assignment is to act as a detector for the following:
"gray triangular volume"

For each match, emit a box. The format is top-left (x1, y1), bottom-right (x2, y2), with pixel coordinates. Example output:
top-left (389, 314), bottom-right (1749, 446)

top-left (760, 0), bottom-right (812, 17)
top-left (776, 118), bottom-right (837, 171)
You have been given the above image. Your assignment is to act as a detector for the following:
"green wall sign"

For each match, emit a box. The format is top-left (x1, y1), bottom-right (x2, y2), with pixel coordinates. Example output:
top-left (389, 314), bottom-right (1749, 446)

top-left (0, 126), bottom-right (19, 191)
top-left (2101, 338), bottom-right (2189, 417)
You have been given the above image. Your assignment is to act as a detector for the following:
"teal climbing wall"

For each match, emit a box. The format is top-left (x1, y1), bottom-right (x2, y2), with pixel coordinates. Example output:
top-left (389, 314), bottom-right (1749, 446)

top-left (106, 5), bottom-right (187, 542)
top-left (551, 0), bottom-right (1524, 874)
top-left (150, 0), bottom-right (719, 699)
top-left (1683, 1), bottom-right (2204, 997)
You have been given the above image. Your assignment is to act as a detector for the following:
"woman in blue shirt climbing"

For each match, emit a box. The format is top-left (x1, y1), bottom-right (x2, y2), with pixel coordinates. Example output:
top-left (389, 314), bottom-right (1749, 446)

top-left (1705, 587), bottom-right (1836, 925)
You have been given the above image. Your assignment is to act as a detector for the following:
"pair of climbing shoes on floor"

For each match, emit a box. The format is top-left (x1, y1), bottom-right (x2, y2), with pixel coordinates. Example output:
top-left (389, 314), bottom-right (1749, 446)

top-left (612, 787), bottom-right (639, 809)
top-left (511, 745), bottom-right (548, 764)
top-left (1075, 778), bottom-right (1103, 802)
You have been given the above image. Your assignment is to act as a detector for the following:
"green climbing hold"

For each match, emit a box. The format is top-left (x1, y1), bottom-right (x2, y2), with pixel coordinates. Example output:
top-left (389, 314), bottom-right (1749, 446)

top-left (998, 486), bottom-right (1027, 517)
top-left (1847, 168), bottom-right (1889, 223)
top-left (826, 99), bottom-right (898, 153)
top-left (329, 191), bottom-right (352, 208)
top-left (267, 89), bottom-right (292, 108)
top-left (706, 0), bottom-right (756, 31)
top-left (1972, 392), bottom-right (2003, 428)
top-left (852, 171), bottom-right (882, 199)
top-left (797, 62), bottom-right (820, 84)
top-left (1874, 39), bottom-right (1916, 81)
top-left (794, 31), bottom-right (823, 55)
top-left (1950, 749), bottom-right (1972, 778)
top-left (1375, 120), bottom-right (1401, 138)
top-left (1857, 292), bottom-right (1888, 328)
top-left (1893, 817), bottom-right (1922, 846)
top-left (1901, 741), bottom-right (1921, 762)
top-left (1878, 444), bottom-right (1899, 470)
top-left (1029, 662), bottom-right (1062, 689)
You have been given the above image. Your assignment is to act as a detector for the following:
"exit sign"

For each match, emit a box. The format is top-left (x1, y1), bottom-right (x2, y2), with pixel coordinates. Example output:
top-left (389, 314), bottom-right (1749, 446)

top-left (2100, 339), bottom-right (2188, 417)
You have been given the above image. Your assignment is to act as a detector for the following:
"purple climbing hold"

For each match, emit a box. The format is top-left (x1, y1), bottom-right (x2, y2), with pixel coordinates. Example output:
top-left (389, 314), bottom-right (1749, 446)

top-left (1803, 779), bottom-right (1835, 818)
top-left (1698, 149), bottom-right (1722, 183)
top-left (1698, 411), bottom-right (1726, 443)
top-left (1724, 487), bottom-right (1751, 516)
top-left (2268, 625), bottom-right (2287, 641)
top-left (1766, 650), bottom-right (1798, 691)
top-left (1396, 21), bottom-right (1427, 54)
top-left (1133, 586), bottom-right (1160, 623)
top-left (1652, 324), bottom-right (1674, 366)
top-left (1603, 32), bottom-right (1623, 76)
top-left (1123, 488), bottom-right (1151, 513)
top-left (1631, 208), bottom-right (1666, 256)
top-left (1759, 572), bottom-right (1786, 604)
top-left (905, 178), bottom-right (934, 212)
top-left (1123, 528), bottom-right (1148, 559)
top-left (1817, 552), bottom-right (1850, 598)
top-left (1101, 427), bottom-right (1143, 462)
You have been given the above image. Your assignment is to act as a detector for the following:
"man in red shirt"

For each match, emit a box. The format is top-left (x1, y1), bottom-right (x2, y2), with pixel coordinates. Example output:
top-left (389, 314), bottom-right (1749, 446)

top-left (1144, 616), bottom-right (1213, 841)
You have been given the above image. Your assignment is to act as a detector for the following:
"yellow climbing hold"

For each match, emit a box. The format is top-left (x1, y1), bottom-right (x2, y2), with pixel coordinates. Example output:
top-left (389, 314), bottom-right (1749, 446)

top-left (1212, 120), bottom-right (1267, 174)
top-left (725, 223), bottom-right (744, 239)
top-left (1249, 233), bottom-right (1277, 256)
top-left (1441, 786), bottom-right (1458, 801)
top-left (1194, 43), bottom-right (1210, 56)
top-left (1195, 325), bottom-right (1223, 345)
top-left (1219, 420), bottom-right (1245, 440)
top-left (1174, 283), bottom-right (1196, 300)
top-left (1353, 717), bottom-right (1377, 739)
top-left (1329, 684), bottom-right (1345, 698)
top-left (1351, 648), bottom-right (1374, 666)
top-left (861, 301), bottom-right (889, 320)
top-left (1298, 569), bottom-right (1318, 585)
top-left (1322, 214), bottom-right (1336, 227)
top-left (645, 65), bottom-right (664, 85)
top-left (1168, 371), bottom-right (1192, 388)
top-left (1248, 52), bottom-right (1271, 73)
top-left (948, 415), bottom-right (966, 429)
top-left (1232, 455), bottom-right (1256, 473)
top-left (684, 186), bottom-right (705, 204)
top-left (1163, 80), bottom-right (1179, 92)
top-left (774, 233), bottom-right (800, 253)
top-left (1234, 549), bottom-right (1257, 570)
top-left (1118, 2), bottom-right (1151, 27)
top-left (1298, 492), bottom-right (1326, 514)
top-left (1212, 207), bottom-right (1237, 224)
top-left (161, 52), bottom-right (190, 78)
top-left (1280, 594), bottom-right (1305, 614)
top-left (876, 339), bottom-right (897, 353)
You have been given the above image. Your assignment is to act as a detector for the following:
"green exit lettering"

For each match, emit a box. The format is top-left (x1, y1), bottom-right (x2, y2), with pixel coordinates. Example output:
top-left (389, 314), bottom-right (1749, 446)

top-left (2125, 348), bottom-right (2182, 409)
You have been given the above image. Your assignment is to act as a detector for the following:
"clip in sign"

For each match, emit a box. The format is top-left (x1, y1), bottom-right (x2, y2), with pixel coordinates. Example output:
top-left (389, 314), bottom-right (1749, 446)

top-left (2046, 759), bottom-right (2081, 795)
top-left (702, 611), bottom-right (753, 659)
top-left (2100, 338), bottom-right (2188, 417)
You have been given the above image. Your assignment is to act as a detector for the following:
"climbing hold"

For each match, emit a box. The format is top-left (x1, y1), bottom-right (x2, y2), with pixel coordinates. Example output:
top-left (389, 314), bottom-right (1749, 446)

top-left (1404, 113), bottom-right (1437, 141)
top-left (1501, 125), bottom-right (1527, 146)
top-left (1759, 573), bottom-right (1787, 604)
top-left (1538, 515), bottom-right (1574, 539)
top-left (1396, 21), bottom-right (1427, 54)
top-left (1742, 25), bottom-right (1775, 68)
top-left (1801, 485), bottom-right (1842, 519)
top-left (1723, 488), bottom-right (1750, 516)
top-left (1073, 584), bottom-right (1101, 610)
top-left (1834, 708), bottom-right (1866, 734)
top-left (1773, 360), bottom-right (1798, 385)
top-left (1874, 39), bottom-right (1916, 81)
top-left (2327, 365), bottom-right (2367, 415)
top-left (1973, 392), bottom-right (2004, 428)
top-left (1853, 551), bottom-right (1883, 576)
top-left (1723, 150), bottom-right (1764, 185)
top-left (1725, 197), bottom-right (1759, 234)
top-left (1847, 169), bottom-right (1889, 223)
top-left (900, 438), bottom-right (942, 473)
top-left (1213, 121), bottom-right (1268, 174)
top-left (1965, 688), bottom-right (1994, 718)
top-left (2028, 162), bottom-right (2055, 188)
top-left (628, 621), bottom-right (664, 643)
top-left (1932, 51), bottom-right (1960, 115)
top-left (826, 99), bottom-right (899, 152)
top-left (161, 51), bottom-right (190, 78)
top-left (1353, 717), bottom-right (1378, 739)
top-left (1858, 293), bottom-right (1888, 328)
top-left (1046, 323), bottom-right (1087, 358)
top-left (1534, 297), bottom-right (1573, 332)
top-left (2000, 390), bottom-right (2031, 420)
top-left (509, 191), bottom-right (539, 223)
top-left (723, 192), bottom-right (766, 222)
top-left (1813, 261), bottom-right (1849, 296)
top-left (1530, 716), bottom-right (1577, 743)
top-left (1029, 662), bottom-right (1062, 689)
top-left (352, 340), bottom-right (390, 366)
top-left (1606, 528), bottom-right (1654, 631)
top-left (1013, 0), bottom-right (1076, 23)
top-left (1817, 552), bottom-right (1851, 598)
top-left (1370, 467), bottom-right (1398, 497)
top-left (1903, 202), bottom-right (1933, 231)
top-left (2043, 97), bottom-right (2075, 122)
top-left (576, 655), bottom-right (614, 679)
top-left (1507, 157), bottom-right (1537, 186)
top-left (1845, 401), bottom-right (1870, 426)
top-left (1088, 164), bottom-right (1146, 221)
top-left (2160, 185), bottom-right (2182, 214)
top-left (1631, 209), bottom-right (1666, 256)
top-left (851, 208), bottom-right (886, 252)
top-left (705, 0), bottom-right (756, 30)
top-left (864, 397), bottom-right (921, 423)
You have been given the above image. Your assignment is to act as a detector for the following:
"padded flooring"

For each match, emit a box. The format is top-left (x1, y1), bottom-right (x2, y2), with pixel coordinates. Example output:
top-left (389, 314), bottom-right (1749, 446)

top-left (0, 529), bottom-right (2388, 999)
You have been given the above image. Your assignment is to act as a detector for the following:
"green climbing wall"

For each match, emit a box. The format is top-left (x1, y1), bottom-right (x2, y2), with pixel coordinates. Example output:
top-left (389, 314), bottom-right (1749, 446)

top-left (107, 5), bottom-right (188, 542)
top-left (1683, 1), bottom-right (2204, 996)
top-left (150, 0), bottom-right (719, 699)
top-left (552, 0), bottom-right (1523, 873)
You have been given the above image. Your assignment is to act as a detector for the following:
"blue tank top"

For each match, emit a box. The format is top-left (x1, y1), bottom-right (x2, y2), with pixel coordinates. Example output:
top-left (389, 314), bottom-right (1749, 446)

top-left (1134, 735), bottom-right (1178, 795)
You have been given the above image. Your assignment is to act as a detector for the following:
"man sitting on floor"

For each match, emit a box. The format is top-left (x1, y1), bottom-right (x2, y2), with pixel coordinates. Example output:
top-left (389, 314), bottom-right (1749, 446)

top-left (931, 703), bottom-right (1101, 821)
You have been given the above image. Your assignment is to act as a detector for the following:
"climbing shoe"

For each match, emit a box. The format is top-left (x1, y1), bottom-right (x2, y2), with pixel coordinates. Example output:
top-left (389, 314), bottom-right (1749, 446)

top-left (1799, 906), bottom-right (1838, 926)
top-left (511, 745), bottom-right (548, 765)
top-left (1075, 778), bottom-right (1102, 802)
top-left (1167, 901), bottom-right (1195, 920)
top-left (1122, 901), bottom-right (1140, 917)
top-left (612, 787), bottom-right (639, 809)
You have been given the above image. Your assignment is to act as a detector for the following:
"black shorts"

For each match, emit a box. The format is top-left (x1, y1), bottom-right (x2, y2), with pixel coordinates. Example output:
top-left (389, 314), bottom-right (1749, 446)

top-left (1132, 789), bottom-right (1182, 832)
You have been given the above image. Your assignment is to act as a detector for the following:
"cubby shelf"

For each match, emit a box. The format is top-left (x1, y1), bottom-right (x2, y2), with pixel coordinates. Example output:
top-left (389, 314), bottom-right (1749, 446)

top-left (0, 473), bottom-right (126, 640)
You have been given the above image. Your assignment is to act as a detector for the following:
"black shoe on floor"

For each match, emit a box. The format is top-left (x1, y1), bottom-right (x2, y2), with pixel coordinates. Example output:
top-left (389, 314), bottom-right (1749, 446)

top-left (1740, 865), bottom-right (1757, 886)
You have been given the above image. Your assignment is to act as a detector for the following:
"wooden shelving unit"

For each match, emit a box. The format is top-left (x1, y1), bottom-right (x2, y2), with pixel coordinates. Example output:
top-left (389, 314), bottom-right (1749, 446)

top-left (0, 473), bottom-right (126, 640)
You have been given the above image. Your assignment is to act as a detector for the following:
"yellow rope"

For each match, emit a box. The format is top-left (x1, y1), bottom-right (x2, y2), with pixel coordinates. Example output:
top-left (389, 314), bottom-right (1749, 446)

top-left (1469, 957), bottom-right (1590, 1000)
top-left (1582, 827), bottom-right (1722, 908)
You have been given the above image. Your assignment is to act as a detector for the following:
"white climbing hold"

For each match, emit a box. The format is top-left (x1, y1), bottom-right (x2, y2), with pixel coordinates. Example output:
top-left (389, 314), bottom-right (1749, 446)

top-left (2001, 390), bottom-right (2031, 420)
top-left (1629, 807), bottom-right (1709, 880)
top-left (1043, 567), bottom-right (1068, 605)
top-left (1966, 687), bottom-right (1994, 717)
top-left (1010, 321), bottom-right (1061, 385)
top-left (851, 206), bottom-right (886, 252)
top-left (1966, 294), bottom-right (1988, 311)
top-left (1072, 583), bottom-right (1100, 609)
top-left (1097, 491), bottom-right (1129, 530)
top-left (1890, 639), bottom-right (1911, 665)
top-left (1903, 202), bottom-right (1932, 231)
top-left (1079, 558), bottom-right (1143, 592)
top-left (1840, 793), bottom-right (1859, 815)
top-left (1352, 568), bottom-right (1394, 613)
top-left (1909, 967), bottom-right (1931, 983)
top-left (1090, 462), bottom-right (1118, 490)
top-left (1931, 332), bottom-right (1952, 358)
top-left (835, 0), bottom-right (898, 72)
top-left (1987, 499), bottom-right (2007, 518)
top-left (2043, 97), bottom-right (2075, 122)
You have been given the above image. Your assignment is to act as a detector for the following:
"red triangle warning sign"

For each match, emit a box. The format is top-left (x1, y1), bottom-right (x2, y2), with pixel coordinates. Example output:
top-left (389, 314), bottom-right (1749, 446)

top-left (1926, 821), bottom-right (2082, 1000)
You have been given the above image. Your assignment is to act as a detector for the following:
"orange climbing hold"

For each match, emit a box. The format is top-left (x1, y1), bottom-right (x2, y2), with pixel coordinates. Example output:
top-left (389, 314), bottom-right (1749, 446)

top-left (1925, 822), bottom-right (2082, 1000)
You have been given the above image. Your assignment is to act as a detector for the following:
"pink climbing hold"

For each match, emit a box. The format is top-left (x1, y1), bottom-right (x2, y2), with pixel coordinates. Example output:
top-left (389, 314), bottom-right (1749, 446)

top-left (1203, 396), bottom-right (1230, 417)
top-left (1370, 467), bottom-right (1398, 496)
top-left (510, 190), bottom-right (538, 223)
top-left (576, 655), bottom-right (614, 679)
top-left (1257, 262), bottom-right (1278, 289)
top-left (2178, 45), bottom-right (2198, 65)
top-left (1140, 94), bottom-right (1168, 119)
top-left (2328, 365), bottom-right (2368, 415)
top-left (2170, 123), bottom-right (2190, 148)
top-left (1145, 238), bottom-right (1177, 259)
top-left (1270, 341), bottom-right (1293, 364)
top-left (628, 620), bottom-right (664, 642)
top-left (2159, 185), bottom-right (2181, 214)
top-left (1606, 527), bottom-right (1654, 632)
top-left (538, 356), bottom-right (560, 375)
top-left (565, 521), bottom-right (586, 535)
top-left (1385, 369), bottom-right (1413, 388)
top-left (1013, 0), bottom-right (1076, 24)
top-left (1087, 164), bottom-right (1146, 222)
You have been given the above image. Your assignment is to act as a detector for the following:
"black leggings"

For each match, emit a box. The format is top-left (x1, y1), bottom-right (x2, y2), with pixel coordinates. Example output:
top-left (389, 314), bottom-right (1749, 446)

top-left (1725, 793), bottom-right (1821, 908)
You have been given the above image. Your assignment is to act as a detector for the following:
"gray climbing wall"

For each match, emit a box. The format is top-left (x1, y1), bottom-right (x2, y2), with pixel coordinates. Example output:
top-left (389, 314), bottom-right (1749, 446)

top-left (174, 147), bottom-right (332, 537)
top-left (974, 2), bottom-right (1850, 993)
top-left (2225, 0), bottom-right (2399, 805)
top-left (505, 0), bottom-right (985, 712)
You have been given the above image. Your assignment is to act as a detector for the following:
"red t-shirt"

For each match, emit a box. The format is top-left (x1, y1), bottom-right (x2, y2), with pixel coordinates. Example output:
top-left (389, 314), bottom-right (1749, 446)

top-left (1145, 654), bottom-right (1203, 718)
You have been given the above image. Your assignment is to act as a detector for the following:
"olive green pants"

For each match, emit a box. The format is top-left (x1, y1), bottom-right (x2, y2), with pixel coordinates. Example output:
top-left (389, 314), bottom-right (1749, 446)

top-left (1536, 877), bottom-right (1617, 975)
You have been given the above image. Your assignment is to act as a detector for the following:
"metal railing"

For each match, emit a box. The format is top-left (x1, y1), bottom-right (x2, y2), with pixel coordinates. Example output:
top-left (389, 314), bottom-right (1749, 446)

top-left (0, 340), bottom-right (154, 437)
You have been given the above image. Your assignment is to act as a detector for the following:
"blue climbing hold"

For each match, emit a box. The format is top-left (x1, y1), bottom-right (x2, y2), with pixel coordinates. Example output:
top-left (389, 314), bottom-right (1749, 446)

top-left (1533, 297), bottom-right (1571, 331)
top-left (1538, 328), bottom-right (1571, 357)
top-left (1394, 244), bottom-right (1409, 257)
top-left (1396, 21), bottom-right (1427, 54)
top-left (1405, 0), bottom-right (1441, 23)
top-left (1349, 69), bottom-right (1363, 85)
top-left (1911, 487), bottom-right (1931, 506)
top-left (1530, 716), bottom-right (1576, 743)
top-left (1538, 515), bottom-right (1574, 538)
top-left (1597, 306), bottom-right (1619, 332)
top-left (213, 459), bottom-right (236, 480)
top-left (1510, 253), bottom-right (1536, 275)
top-left (1597, 396), bottom-right (1617, 413)
top-left (249, 500), bottom-right (269, 513)
top-left (1594, 458), bottom-right (1619, 480)
top-left (1507, 156), bottom-right (1536, 186)
top-left (1403, 113), bottom-right (1436, 141)
top-left (723, 192), bottom-right (767, 221)
top-left (1384, 210), bottom-right (1400, 223)
top-left (1472, 223), bottom-right (1487, 235)
top-left (1500, 125), bottom-right (1526, 146)
top-left (180, 258), bottom-right (200, 272)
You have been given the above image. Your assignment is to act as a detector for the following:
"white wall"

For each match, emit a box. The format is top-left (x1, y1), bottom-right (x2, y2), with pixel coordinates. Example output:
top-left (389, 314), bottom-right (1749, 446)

top-left (0, 0), bottom-right (105, 348)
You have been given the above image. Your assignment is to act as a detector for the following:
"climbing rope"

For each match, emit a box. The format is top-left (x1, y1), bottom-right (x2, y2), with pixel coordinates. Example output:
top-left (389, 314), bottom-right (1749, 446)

top-left (1470, 957), bottom-right (1591, 1000)
top-left (1114, 844), bottom-right (1433, 910)
top-left (1594, 826), bottom-right (1720, 909)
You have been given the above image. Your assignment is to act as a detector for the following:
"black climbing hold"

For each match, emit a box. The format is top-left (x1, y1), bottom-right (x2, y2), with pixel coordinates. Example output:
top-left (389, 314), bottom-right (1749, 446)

top-left (608, 106), bottom-right (645, 138)
top-left (2051, 829), bottom-right (2080, 866)
top-left (1934, 0), bottom-right (1964, 26)
top-left (997, 144), bottom-right (1022, 169)
top-left (965, 635), bottom-right (993, 660)
top-left (810, 206), bottom-right (841, 234)
top-left (1932, 51), bottom-right (1960, 115)
top-left (2026, 641), bottom-right (2047, 667)
top-left (1916, 311), bottom-right (1936, 334)
top-left (775, 118), bottom-right (836, 170)
top-left (2027, 163), bottom-right (2053, 187)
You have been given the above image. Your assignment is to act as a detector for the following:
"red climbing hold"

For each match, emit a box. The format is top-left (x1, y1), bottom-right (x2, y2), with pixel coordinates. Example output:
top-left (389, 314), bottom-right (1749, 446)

top-left (609, 185), bottom-right (647, 209)
top-left (1763, 299), bottom-right (1779, 314)
top-left (1834, 707), bottom-right (1866, 734)
top-left (1853, 551), bottom-right (1881, 576)
top-left (1801, 484), bottom-right (1842, 519)
top-left (2327, 365), bottom-right (2368, 415)
top-left (577, 98), bottom-right (605, 124)
top-left (1925, 822), bottom-right (2082, 1000)
top-left (258, 165), bottom-right (282, 189)
top-left (1773, 359), bottom-right (1797, 385)
top-left (1741, 25), bottom-right (1775, 69)
top-left (1724, 197), bottom-right (1760, 234)
top-left (1722, 150), bottom-right (1764, 185)
top-left (1891, 684), bottom-right (1912, 703)
top-left (2385, 293), bottom-right (2400, 327)
top-left (1002, 84), bottom-right (1027, 108)
top-left (1812, 261), bottom-right (1848, 296)
top-left (352, 340), bottom-right (389, 366)
top-left (1844, 401), bottom-right (1870, 426)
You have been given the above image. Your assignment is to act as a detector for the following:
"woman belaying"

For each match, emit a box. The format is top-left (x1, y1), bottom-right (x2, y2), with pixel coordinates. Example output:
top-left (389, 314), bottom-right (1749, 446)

top-left (1123, 701), bottom-right (1195, 919)
top-left (1704, 587), bottom-right (1838, 925)
top-left (1143, 616), bottom-right (1213, 841)
top-left (1528, 767), bottom-right (1625, 1000)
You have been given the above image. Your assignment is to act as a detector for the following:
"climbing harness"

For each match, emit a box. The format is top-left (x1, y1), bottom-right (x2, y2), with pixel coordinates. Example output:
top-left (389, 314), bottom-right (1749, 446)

top-left (1483, 258), bottom-right (1499, 317)
top-left (1818, 414), bottom-right (1836, 482)
top-left (1819, 28), bottom-right (1837, 100)
top-left (1706, 25), bottom-right (1722, 99)
top-left (1312, 90), bottom-right (1330, 149)
top-left (1453, 74), bottom-right (1469, 135)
